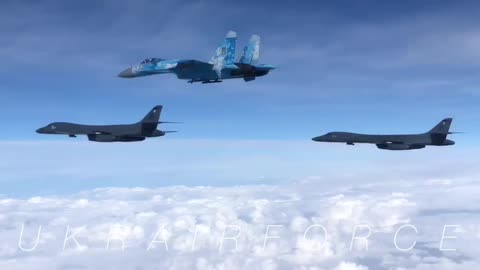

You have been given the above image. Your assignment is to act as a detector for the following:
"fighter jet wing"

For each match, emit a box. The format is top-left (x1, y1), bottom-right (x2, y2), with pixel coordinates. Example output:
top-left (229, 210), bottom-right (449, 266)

top-left (174, 60), bottom-right (213, 71)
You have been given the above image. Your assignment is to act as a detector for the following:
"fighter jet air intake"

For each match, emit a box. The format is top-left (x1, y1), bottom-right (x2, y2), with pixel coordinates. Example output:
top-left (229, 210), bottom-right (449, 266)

top-left (36, 105), bottom-right (177, 142)
top-left (312, 118), bottom-right (457, 150)
top-left (118, 31), bottom-right (275, 83)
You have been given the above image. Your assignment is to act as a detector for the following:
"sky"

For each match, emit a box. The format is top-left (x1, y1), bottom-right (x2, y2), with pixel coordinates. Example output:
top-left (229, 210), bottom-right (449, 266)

top-left (0, 0), bottom-right (478, 190)
top-left (0, 0), bottom-right (479, 193)
top-left (1, 0), bottom-right (479, 141)
top-left (0, 0), bottom-right (479, 188)
top-left (1, 0), bottom-right (480, 269)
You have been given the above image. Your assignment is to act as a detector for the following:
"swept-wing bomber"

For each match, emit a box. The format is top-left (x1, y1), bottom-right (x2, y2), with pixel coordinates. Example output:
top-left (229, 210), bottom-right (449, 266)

top-left (36, 105), bottom-right (177, 142)
top-left (312, 118), bottom-right (457, 150)
top-left (118, 31), bottom-right (275, 83)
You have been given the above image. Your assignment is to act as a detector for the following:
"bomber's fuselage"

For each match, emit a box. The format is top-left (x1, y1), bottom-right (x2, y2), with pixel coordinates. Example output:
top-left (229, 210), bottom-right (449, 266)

top-left (36, 105), bottom-right (169, 143)
top-left (312, 132), bottom-right (455, 146)
top-left (36, 122), bottom-right (165, 137)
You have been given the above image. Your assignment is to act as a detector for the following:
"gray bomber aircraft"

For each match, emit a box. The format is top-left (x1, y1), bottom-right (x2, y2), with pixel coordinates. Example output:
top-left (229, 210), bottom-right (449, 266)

top-left (36, 105), bottom-right (177, 142)
top-left (312, 118), bottom-right (456, 150)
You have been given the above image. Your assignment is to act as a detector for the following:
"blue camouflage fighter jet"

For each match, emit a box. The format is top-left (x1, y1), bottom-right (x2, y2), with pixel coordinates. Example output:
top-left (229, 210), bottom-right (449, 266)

top-left (118, 31), bottom-right (275, 83)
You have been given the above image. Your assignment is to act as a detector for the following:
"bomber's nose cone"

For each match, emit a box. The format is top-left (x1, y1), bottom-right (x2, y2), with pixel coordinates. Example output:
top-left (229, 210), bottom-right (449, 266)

top-left (36, 128), bottom-right (43, 134)
top-left (312, 136), bottom-right (321, 142)
top-left (118, 68), bottom-right (134, 78)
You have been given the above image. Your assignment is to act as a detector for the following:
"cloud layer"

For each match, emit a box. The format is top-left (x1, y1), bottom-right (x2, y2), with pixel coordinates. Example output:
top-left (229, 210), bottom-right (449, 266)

top-left (0, 176), bottom-right (479, 269)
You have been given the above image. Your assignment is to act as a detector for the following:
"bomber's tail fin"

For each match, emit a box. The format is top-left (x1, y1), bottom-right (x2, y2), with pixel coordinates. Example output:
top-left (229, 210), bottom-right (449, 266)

top-left (210, 31), bottom-right (237, 78)
top-left (239, 34), bottom-right (260, 65)
top-left (141, 105), bottom-right (162, 124)
top-left (428, 118), bottom-right (453, 144)
top-left (428, 118), bottom-right (452, 134)
top-left (139, 105), bottom-right (163, 133)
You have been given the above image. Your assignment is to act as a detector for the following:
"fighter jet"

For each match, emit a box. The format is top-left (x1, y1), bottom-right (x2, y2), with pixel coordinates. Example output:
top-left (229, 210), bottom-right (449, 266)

top-left (312, 118), bottom-right (457, 150)
top-left (118, 31), bottom-right (275, 83)
top-left (36, 105), bottom-right (177, 142)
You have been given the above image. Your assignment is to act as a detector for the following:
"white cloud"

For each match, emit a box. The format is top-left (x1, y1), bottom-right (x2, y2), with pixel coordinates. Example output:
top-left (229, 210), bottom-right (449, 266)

top-left (0, 176), bottom-right (479, 269)
top-left (333, 262), bottom-right (368, 270)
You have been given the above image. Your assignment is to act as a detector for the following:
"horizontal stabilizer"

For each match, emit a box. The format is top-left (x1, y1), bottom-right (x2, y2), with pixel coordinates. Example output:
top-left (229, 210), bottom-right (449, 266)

top-left (162, 131), bottom-right (178, 133)
top-left (235, 62), bottom-right (275, 71)
top-left (158, 121), bottom-right (182, 124)
top-left (235, 63), bottom-right (256, 71)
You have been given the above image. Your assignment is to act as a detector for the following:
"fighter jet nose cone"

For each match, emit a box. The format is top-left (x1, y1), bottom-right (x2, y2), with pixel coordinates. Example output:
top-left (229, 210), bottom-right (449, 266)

top-left (118, 68), bottom-right (134, 78)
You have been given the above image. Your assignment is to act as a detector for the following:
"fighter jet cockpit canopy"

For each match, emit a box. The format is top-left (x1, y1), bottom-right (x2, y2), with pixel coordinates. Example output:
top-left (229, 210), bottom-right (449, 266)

top-left (140, 58), bottom-right (163, 64)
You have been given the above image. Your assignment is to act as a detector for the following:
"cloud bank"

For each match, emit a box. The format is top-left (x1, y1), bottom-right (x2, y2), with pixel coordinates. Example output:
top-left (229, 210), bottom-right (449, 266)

top-left (1, 177), bottom-right (479, 269)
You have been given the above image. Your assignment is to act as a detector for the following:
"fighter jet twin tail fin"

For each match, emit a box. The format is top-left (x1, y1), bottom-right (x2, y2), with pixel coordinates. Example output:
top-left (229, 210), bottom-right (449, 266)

top-left (210, 31), bottom-right (261, 79)
top-left (210, 30), bottom-right (237, 78)
top-left (239, 34), bottom-right (260, 65)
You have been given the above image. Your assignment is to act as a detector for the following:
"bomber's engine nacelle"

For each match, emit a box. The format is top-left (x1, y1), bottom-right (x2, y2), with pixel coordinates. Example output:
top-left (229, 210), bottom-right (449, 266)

top-left (88, 134), bottom-right (116, 142)
top-left (376, 143), bottom-right (425, 150)
top-left (87, 134), bottom-right (145, 142)
top-left (116, 137), bottom-right (145, 142)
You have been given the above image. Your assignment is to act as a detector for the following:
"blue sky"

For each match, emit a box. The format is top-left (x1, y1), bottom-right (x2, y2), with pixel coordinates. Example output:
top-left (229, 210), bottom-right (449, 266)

top-left (0, 0), bottom-right (479, 194)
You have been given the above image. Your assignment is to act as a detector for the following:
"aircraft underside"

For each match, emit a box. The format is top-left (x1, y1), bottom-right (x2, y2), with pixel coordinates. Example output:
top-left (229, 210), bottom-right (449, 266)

top-left (87, 134), bottom-right (146, 142)
top-left (176, 68), bottom-right (269, 84)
